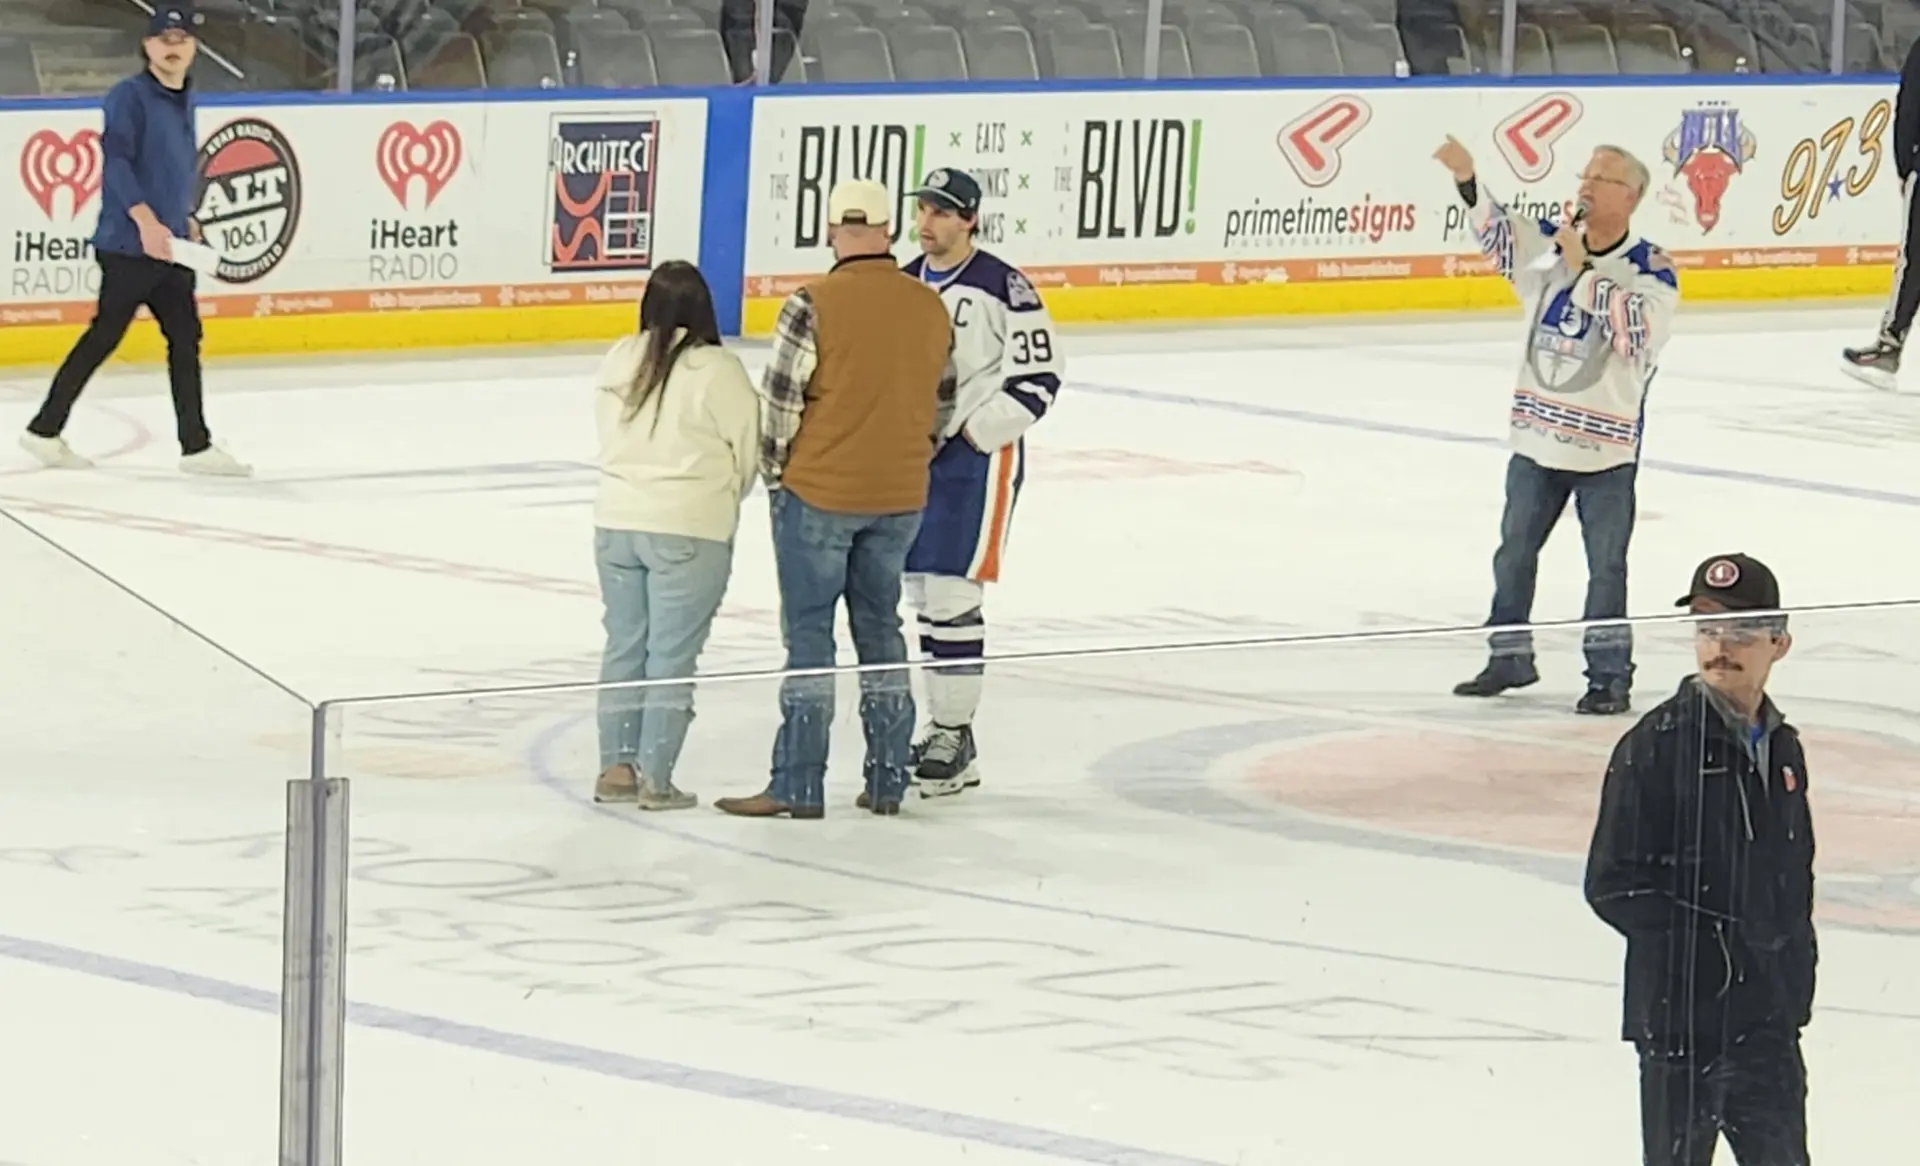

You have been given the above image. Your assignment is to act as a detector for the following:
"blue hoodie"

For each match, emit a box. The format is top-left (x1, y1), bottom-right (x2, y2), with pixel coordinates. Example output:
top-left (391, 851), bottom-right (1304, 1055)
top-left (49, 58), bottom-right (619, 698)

top-left (94, 70), bottom-right (197, 258)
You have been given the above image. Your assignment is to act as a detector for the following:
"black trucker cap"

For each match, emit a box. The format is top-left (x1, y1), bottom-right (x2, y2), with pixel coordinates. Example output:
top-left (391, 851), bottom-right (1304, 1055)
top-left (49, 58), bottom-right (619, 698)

top-left (1675, 553), bottom-right (1781, 612)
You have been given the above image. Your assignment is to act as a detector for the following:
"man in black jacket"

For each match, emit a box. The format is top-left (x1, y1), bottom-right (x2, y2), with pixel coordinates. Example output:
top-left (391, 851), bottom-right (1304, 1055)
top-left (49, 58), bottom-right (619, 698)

top-left (1585, 552), bottom-right (1814, 1166)
top-left (19, 4), bottom-right (250, 477)
top-left (1842, 35), bottom-right (1920, 389)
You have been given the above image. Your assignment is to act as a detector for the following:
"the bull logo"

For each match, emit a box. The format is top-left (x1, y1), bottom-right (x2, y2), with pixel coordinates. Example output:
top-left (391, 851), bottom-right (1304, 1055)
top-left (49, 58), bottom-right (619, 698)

top-left (1662, 106), bottom-right (1756, 234)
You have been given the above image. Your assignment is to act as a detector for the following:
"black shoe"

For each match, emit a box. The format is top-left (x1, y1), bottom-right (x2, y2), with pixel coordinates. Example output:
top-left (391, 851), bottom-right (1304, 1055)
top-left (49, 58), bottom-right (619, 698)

top-left (1575, 686), bottom-right (1631, 716)
top-left (1453, 662), bottom-right (1540, 698)
top-left (1842, 337), bottom-right (1901, 390)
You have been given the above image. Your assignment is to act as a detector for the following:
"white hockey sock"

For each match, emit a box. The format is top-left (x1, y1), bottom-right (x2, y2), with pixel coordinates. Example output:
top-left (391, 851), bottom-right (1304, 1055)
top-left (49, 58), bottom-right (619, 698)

top-left (910, 573), bottom-right (986, 727)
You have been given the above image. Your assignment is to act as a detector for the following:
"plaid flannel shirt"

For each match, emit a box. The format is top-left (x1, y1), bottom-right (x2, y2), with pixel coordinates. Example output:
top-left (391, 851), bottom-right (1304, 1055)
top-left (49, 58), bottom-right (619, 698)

top-left (757, 287), bottom-right (960, 487)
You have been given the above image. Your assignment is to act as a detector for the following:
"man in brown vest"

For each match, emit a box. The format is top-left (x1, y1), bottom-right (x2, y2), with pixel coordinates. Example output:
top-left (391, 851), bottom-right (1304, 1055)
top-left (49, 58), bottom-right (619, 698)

top-left (717, 179), bottom-right (957, 819)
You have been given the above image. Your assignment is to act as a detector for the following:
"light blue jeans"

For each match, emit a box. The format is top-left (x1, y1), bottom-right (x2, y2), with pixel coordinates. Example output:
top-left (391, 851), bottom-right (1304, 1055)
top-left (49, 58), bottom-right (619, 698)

top-left (594, 528), bottom-right (733, 784)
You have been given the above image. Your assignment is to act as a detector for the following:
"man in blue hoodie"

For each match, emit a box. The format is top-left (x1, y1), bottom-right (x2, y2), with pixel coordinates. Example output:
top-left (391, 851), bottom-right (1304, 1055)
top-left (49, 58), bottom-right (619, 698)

top-left (19, 4), bottom-right (250, 477)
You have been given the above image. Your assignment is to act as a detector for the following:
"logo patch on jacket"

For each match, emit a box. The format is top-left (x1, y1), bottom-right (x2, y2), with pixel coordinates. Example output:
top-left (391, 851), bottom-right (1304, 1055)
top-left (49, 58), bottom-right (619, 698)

top-left (1783, 766), bottom-right (1798, 792)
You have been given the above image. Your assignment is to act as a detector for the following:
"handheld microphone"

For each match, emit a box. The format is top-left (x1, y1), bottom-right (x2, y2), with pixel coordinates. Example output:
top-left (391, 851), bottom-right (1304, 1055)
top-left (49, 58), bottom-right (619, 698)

top-left (1570, 199), bottom-right (1590, 227)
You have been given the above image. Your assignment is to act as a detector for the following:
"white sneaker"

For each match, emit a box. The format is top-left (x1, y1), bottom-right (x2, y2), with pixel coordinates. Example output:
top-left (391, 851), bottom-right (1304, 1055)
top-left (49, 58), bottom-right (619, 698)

top-left (180, 443), bottom-right (253, 477)
top-left (18, 431), bottom-right (93, 469)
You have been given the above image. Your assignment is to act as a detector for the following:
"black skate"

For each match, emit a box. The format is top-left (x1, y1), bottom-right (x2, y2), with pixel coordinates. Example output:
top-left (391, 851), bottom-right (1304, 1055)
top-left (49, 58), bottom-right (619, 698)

top-left (911, 724), bottom-right (979, 798)
top-left (1841, 338), bottom-right (1901, 391)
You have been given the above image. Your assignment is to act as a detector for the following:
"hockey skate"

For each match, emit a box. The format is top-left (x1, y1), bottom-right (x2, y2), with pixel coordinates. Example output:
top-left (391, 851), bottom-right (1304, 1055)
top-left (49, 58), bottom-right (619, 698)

top-left (911, 724), bottom-right (980, 798)
top-left (1841, 338), bottom-right (1901, 391)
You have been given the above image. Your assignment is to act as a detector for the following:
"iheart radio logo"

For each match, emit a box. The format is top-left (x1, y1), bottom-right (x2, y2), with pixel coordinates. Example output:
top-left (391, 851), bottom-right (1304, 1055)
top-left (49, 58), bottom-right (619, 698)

top-left (375, 120), bottom-right (462, 209)
top-left (20, 129), bottom-right (104, 219)
top-left (1277, 96), bottom-right (1371, 189)
top-left (1495, 93), bottom-right (1583, 184)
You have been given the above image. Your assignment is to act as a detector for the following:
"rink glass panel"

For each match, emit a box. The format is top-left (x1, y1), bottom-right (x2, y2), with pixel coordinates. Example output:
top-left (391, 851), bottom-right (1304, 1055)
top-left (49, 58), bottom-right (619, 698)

top-left (0, 508), bottom-right (310, 1163)
top-left (316, 607), bottom-right (1918, 1166)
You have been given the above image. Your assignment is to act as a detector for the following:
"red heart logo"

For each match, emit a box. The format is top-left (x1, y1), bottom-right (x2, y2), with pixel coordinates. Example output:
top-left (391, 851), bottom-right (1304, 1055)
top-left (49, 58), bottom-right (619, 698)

top-left (374, 120), bottom-right (463, 209)
top-left (20, 129), bottom-right (104, 219)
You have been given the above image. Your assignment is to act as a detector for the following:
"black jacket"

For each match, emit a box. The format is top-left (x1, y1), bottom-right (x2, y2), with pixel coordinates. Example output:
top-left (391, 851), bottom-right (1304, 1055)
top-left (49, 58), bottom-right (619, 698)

top-left (1584, 677), bottom-right (1817, 1051)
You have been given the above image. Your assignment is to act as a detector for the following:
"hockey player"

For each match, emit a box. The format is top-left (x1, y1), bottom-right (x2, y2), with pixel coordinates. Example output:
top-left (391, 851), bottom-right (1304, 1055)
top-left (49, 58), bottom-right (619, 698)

top-left (899, 168), bottom-right (1064, 796)
top-left (1842, 33), bottom-right (1920, 389)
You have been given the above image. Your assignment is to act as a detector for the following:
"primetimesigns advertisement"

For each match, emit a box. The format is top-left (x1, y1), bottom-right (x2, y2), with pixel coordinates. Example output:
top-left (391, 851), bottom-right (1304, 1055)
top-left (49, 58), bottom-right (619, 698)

top-left (740, 83), bottom-right (1903, 308)
top-left (2, 97), bottom-right (708, 330)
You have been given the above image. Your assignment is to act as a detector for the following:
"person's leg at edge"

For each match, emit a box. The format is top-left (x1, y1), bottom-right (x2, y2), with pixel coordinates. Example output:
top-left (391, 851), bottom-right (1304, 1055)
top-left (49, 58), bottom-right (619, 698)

top-left (144, 263), bottom-right (211, 455)
top-left (630, 532), bottom-right (734, 810)
top-left (847, 510), bottom-right (923, 811)
top-left (1574, 459), bottom-right (1638, 714)
top-left (1457, 453), bottom-right (1573, 696)
top-left (718, 489), bottom-right (856, 816)
top-left (22, 254), bottom-right (156, 467)
top-left (1638, 1044), bottom-right (1724, 1166)
top-left (1714, 1030), bottom-right (1811, 1166)
top-left (592, 529), bottom-right (651, 803)
top-left (905, 570), bottom-right (985, 795)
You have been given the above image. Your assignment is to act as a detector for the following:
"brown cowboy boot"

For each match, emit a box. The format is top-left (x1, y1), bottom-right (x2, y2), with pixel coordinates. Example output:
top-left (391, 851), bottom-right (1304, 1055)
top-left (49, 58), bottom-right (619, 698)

top-left (714, 792), bottom-right (824, 820)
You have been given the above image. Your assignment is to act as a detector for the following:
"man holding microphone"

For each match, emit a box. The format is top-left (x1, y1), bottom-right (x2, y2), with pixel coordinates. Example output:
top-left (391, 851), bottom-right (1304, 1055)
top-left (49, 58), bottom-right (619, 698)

top-left (1436, 134), bottom-right (1678, 715)
top-left (19, 4), bottom-right (249, 477)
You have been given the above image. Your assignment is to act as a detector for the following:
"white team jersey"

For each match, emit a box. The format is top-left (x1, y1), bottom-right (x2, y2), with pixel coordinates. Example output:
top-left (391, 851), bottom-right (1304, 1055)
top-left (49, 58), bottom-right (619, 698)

top-left (902, 248), bottom-right (1063, 451)
top-left (1471, 189), bottom-right (1680, 473)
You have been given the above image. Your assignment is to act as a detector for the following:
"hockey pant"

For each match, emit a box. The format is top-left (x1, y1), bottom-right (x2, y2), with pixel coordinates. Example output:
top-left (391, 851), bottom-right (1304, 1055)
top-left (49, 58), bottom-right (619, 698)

top-left (906, 573), bottom-right (984, 728)
top-left (1884, 172), bottom-right (1920, 345)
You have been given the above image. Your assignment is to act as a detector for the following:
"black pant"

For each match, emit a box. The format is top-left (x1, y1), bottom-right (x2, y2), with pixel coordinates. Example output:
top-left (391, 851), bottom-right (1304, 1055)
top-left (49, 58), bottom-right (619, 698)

top-left (1639, 1031), bottom-right (1809, 1166)
top-left (29, 251), bottom-right (210, 455)
top-left (1882, 173), bottom-right (1920, 345)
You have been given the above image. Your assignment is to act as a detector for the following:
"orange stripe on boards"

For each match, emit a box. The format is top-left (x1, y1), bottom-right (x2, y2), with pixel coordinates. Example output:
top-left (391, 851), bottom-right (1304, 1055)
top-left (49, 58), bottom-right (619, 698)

top-left (974, 446), bottom-right (1018, 584)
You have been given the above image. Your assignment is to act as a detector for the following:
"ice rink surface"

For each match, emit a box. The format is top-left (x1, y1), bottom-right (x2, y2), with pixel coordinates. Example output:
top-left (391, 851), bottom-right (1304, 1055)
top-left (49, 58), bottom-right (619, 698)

top-left (2, 303), bottom-right (1918, 1165)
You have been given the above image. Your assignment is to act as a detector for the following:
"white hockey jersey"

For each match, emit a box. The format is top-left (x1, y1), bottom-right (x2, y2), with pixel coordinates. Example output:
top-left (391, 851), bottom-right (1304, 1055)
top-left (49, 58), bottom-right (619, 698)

top-left (1471, 187), bottom-right (1679, 474)
top-left (901, 248), bottom-right (1063, 450)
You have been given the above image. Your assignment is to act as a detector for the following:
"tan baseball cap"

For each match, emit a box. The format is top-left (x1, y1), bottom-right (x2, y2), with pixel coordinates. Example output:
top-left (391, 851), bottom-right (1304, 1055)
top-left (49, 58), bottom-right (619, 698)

top-left (827, 179), bottom-right (892, 227)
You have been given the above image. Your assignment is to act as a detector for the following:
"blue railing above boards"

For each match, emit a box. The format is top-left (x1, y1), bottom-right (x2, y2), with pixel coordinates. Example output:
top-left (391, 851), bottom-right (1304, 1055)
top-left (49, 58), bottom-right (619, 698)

top-left (0, 0), bottom-right (1904, 99)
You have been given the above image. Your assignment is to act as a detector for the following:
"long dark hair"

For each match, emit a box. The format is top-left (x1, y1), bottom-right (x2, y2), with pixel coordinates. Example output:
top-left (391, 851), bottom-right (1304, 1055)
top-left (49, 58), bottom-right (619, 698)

top-left (620, 260), bottom-right (721, 426)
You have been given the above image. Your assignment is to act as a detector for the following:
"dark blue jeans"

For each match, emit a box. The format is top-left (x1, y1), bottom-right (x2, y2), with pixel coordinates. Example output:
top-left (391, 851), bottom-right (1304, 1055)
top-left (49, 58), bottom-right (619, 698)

top-left (1486, 453), bottom-right (1637, 688)
top-left (767, 488), bottom-right (923, 808)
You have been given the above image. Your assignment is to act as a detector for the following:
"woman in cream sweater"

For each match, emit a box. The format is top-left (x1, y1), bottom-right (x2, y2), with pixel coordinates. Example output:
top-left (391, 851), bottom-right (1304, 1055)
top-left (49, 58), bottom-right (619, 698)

top-left (592, 261), bottom-right (760, 810)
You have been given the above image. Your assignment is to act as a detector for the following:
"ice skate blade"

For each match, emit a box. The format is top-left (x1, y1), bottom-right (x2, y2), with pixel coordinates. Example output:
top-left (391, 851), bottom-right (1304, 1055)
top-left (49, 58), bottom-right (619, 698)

top-left (913, 769), bottom-right (982, 799)
top-left (1840, 363), bottom-right (1899, 392)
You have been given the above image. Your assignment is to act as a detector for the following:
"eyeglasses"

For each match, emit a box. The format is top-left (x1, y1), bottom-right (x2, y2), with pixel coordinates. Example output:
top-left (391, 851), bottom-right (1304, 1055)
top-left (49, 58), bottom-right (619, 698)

top-left (1693, 617), bottom-right (1782, 645)
top-left (1577, 173), bottom-right (1634, 187)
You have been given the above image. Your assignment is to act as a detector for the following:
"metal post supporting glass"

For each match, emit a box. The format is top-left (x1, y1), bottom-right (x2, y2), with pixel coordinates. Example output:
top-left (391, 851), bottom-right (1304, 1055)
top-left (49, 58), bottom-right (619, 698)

top-left (334, 0), bottom-right (357, 92)
top-left (1830, 0), bottom-right (1847, 72)
top-left (1498, 0), bottom-right (1517, 76)
top-left (755, 0), bottom-right (775, 85)
top-left (278, 703), bottom-right (350, 1166)
top-left (1142, 0), bottom-right (1166, 80)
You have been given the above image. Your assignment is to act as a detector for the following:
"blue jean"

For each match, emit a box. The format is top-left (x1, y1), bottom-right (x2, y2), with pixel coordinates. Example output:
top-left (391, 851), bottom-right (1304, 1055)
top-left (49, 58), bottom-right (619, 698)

top-left (595, 528), bottom-right (733, 783)
top-left (1485, 453), bottom-right (1637, 687)
top-left (766, 488), bottom-right (922, 808)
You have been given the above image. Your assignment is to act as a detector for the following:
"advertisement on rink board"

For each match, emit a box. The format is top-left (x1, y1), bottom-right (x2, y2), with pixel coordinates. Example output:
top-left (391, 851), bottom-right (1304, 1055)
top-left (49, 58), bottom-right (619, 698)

top-left (1, 80), bottom-right (1903, 349)
top-left (1, 97), bottom-right (708, 333)
top-left (740, 82), bottom-right (1902, 329)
